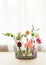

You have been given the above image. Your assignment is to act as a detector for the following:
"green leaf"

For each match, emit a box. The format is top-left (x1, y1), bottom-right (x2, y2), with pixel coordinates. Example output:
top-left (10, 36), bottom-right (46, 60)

top-left (31, 33), bottom-right (34, 36)
top-left (6, 33), bottom-right (11, 36)
top-left (15, 35), bottom-right (20, 40)
top-left (3, 33), bottom-right (10, 36)
top-left (23, 34), bottom-right (27, 37)
top-left (11, 34), bottom-right (14, 37)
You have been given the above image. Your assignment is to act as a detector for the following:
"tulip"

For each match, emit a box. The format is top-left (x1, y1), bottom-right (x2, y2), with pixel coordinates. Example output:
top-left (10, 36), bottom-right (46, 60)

top-left (24, 39), bottom-right (34, 49)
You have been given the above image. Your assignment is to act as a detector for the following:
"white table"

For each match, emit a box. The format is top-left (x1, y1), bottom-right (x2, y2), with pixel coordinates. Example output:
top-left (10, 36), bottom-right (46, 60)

top-left (0, 52), bottom-right (46, 65)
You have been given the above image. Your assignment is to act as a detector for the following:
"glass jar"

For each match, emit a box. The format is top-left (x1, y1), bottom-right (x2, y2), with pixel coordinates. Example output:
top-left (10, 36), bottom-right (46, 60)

top-left (15, 40), bottom-right (37, 60)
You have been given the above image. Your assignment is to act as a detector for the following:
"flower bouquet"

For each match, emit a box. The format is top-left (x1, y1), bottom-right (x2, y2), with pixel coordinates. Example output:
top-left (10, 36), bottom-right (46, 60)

top-left (3, 25), bottom-right (42, 59)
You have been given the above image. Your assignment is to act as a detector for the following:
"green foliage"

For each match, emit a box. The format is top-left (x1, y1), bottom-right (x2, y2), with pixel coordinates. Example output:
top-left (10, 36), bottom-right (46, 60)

top-left (31, 33), bottom-right (35, 36)
top-left (23, 34), bottom-right (27, 37)
top-left (3, 33), bottom-right (15, 38)
top-left (15, 35), bottom-right (21, 40)
top-left (3, 33), bottom-right (21, 40)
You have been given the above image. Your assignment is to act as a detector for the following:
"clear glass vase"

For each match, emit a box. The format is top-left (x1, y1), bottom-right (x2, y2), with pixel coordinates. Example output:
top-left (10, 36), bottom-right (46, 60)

top-left (15, 40), bottom-right (37, 60)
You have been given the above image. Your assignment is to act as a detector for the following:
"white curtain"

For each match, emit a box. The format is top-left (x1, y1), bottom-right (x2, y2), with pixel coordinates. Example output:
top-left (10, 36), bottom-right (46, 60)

top-left (0, 0), bottom-right (46, 51)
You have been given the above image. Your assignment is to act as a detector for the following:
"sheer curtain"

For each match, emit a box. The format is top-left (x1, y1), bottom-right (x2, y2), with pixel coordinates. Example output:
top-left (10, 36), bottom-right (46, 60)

top-left (0, 0), bottom-right (46, 51)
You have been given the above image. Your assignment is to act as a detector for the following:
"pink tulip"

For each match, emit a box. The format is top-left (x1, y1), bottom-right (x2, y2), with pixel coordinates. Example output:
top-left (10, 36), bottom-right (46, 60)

top-left (28, 39), bottom-right (33, 44)
top-left (24, 39), bottom-right (34, 49)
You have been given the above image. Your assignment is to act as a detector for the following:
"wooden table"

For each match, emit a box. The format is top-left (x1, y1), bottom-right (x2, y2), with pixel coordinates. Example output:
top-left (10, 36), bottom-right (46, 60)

top-left (0, 52), bottom-right (46, 65)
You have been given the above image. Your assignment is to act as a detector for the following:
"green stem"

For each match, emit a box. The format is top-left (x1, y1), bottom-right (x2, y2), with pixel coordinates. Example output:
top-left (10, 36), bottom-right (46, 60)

top-left (25, 46), bottom-right (29, 57)
top-left (19, 48), bottom-right (23, 55)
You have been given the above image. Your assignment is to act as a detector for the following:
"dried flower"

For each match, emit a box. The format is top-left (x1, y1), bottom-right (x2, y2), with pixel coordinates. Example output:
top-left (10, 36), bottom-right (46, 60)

top-left (25, 31), bottom-right (30, 35)
top-left (35, 34), bottom-right (39, 38)
top-left (17, 32), bottom-right (21, 36)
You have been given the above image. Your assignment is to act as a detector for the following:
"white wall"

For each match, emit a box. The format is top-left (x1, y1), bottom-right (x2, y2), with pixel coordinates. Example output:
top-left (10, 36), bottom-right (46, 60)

top-left (0, 0), bottom-right (46, 51)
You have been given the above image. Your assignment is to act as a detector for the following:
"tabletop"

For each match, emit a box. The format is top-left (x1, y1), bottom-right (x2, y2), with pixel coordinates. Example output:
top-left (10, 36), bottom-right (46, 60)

top-left (0, 52), bottom-right (46, 65)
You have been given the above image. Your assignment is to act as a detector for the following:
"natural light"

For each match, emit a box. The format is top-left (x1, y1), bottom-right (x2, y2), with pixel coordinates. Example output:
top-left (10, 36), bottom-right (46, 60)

top-left (0, 0), bottom-right (46, 51)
